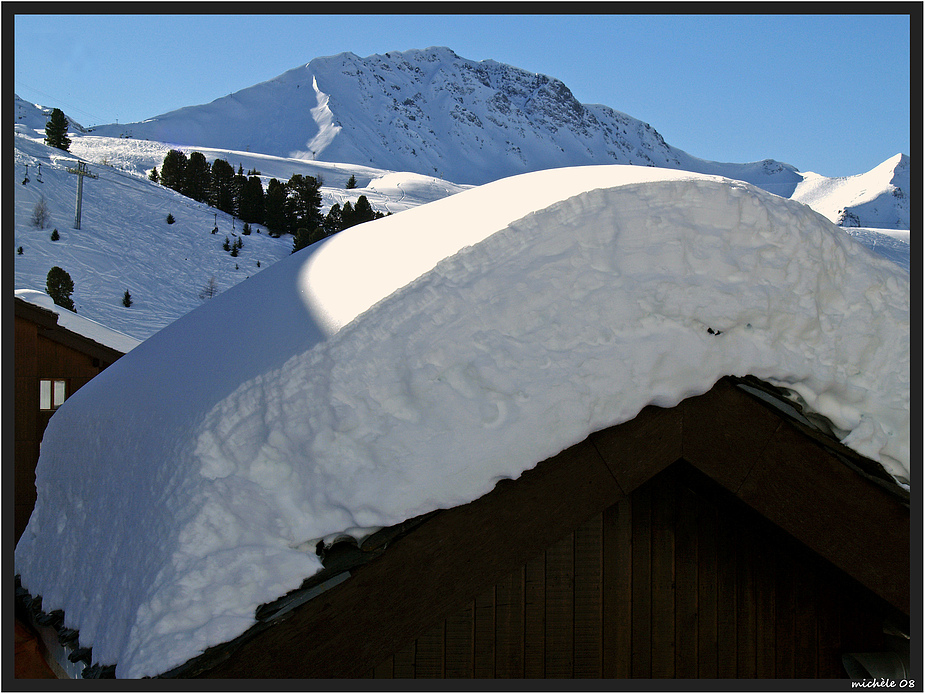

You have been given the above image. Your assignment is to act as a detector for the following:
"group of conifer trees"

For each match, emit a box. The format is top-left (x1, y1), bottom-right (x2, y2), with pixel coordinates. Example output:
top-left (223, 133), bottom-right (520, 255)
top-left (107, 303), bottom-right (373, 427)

top-left (151, 150), bottom-right (386, 246)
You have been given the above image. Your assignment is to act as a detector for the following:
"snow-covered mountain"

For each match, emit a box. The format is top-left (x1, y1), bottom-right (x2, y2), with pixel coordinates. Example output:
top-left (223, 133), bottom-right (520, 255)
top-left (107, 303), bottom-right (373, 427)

top-left (91, 47), bottom-right (808, 194)
top-left (792, 153), bottom-right (910, 230)
top-left (13, 68), bottom-right (909, 346)
top-left (15, 94), bottom-right (88, 134)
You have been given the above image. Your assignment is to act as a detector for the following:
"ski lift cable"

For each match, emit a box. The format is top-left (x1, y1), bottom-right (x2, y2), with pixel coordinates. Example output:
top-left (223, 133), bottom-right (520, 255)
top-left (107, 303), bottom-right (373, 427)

top-left (17, 82), bottom-right (110, 126)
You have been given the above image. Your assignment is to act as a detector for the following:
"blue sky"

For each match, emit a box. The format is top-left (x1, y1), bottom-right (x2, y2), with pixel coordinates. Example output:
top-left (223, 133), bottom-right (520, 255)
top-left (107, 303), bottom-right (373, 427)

top-left (13, 12), bottom-right (912, 178)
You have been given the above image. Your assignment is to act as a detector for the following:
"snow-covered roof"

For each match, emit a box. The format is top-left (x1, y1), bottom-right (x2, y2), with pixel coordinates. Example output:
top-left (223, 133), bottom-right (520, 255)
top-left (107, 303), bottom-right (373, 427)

top-left (14, 165), bottom-right (909, 678)
top-left (14, 289), bottom-right (141, 354)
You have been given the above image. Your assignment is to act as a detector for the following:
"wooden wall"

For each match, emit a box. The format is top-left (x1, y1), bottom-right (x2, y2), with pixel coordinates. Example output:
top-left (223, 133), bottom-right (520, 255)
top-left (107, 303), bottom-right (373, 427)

top-left (14, 309), bottom-right (119, 543)
top-left (364, 463), bottom-right (888, 679)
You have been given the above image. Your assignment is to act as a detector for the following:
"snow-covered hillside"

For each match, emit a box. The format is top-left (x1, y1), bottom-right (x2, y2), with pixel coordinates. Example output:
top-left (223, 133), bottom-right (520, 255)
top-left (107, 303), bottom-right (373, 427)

top-left (13, 124), bottom-right (468, 340)
top-left (792, 153), bottom-right (910, 230)
top-left (15, 94), bottom-right (88, 134)
top-left (13, 65), bottom-right (912, 344)
top-left (90, 47), bottom-right (807, 193)
top-left (15, 165), bottom-right (909, 678)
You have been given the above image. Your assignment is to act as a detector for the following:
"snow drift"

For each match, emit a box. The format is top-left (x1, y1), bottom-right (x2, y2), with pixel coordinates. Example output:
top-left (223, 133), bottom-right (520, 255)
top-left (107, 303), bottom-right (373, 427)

top-left (15, 166), bottom-right (909, 678)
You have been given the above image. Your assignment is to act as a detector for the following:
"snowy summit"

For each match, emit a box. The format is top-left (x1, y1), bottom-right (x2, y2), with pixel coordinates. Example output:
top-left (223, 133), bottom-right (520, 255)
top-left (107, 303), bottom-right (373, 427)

top-left (15, 165), bottom-right (909, 678)
top-left (91, 47), bottom-right (806, 192)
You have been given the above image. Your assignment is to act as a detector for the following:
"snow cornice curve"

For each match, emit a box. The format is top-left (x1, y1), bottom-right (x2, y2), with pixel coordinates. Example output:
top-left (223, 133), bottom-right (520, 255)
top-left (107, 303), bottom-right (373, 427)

top-left (14, 166), bottom-right (909, 679)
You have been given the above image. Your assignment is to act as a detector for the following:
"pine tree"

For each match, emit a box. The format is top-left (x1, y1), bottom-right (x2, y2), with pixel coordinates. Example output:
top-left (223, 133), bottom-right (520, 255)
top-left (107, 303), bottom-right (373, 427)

top-left (44, 108), bottom-right (71, 151)
top-left (46, 266), bottom-right (75, 311)
top-left (50, 228), bottom-right (60, 241)
top-left (159, 150), bottom-right (188, 192)
top-left (346, 174), bottom-right (358, 189)
top-left (231, 171), bottom-right (248, 219)
top-left (149, 166), bottom-right (159, 183)
top-left (322, 203), bottom-right (343, 236)
top-left (209, 159), bottom-right (236, 214)
top-left (340, 200), bottom-right (355, 230)
top-left (351, 195), bottom-right (377, 226)
top-left (182, 151), bottom-right (211, 203)
top-left (285, 174), bottom-right (323, 233)
top-left (292, 226), bottom-right (325, 254)
top-left (122, 290), bottom-right (133, 307)
top-left (263, 178), bottom-right (288, 236)
top-left (238, 176), bottom-right (265, 224)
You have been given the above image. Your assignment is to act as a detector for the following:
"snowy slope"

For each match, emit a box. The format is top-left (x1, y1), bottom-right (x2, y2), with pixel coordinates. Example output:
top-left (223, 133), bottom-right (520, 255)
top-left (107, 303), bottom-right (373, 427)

top-left (13, 128), bottom-right (468, 341)
top-left (13, 96), bottom-right (909, 348)
top-left (15, 166), bottom-right (909, 678)
top-left (843, 228), bottom-right (910, 273)
top-left (15, 94), bottom-right (88, 134)
top-left (89, 47), bottom-right (805, 194)
top-left (792, 153), bottom-right (910, 229)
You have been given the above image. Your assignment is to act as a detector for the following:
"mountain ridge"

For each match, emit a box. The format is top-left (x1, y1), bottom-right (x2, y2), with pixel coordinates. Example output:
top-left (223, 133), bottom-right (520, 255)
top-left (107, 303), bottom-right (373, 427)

top-left (12, 46), bottom-right (910, 342)
top-left (90, 47), bottom-right (807, 193)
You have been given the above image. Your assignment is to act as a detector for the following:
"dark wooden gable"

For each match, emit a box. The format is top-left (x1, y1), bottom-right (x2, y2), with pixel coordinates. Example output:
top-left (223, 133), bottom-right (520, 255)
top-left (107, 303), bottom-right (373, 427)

top-left (14, 297), bottom-right (128, 543)
top-left (185, 377), bottom-right (908, 679)
top-left (363, 462), bottom-right (895, 679)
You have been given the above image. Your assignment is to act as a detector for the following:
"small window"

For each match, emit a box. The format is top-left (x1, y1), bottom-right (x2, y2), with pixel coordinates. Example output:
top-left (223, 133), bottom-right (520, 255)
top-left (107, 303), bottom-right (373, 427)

top-left (39, 379), bottom-right (66, 410)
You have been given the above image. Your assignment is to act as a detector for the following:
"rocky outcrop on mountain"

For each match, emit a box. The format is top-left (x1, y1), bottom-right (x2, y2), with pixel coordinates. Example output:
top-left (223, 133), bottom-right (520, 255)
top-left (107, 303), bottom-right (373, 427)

top-left (90, 47), bottom-right (802, 193)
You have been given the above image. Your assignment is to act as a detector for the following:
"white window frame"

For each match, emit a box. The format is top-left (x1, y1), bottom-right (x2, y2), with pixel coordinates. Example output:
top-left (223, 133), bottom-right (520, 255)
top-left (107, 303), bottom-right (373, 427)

top-left (39, 379), bottom-right (67, 410)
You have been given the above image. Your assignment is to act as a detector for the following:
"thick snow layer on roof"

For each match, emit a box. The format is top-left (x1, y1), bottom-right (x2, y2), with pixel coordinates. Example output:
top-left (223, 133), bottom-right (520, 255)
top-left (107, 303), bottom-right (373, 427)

top-left (15, 166), bottom-right (909, 678)
top-left (14, 289), bottom-right (141, 354)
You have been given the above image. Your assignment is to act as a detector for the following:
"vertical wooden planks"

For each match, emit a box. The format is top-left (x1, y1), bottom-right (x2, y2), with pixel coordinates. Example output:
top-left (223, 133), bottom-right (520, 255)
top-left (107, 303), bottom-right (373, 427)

top-left (674, 485), bottom-right (699, 678)
top-left (473, 587), bottom-right (496, 678)
top-left (793, 567), bottom-right (818, 678)
top-left (414, 620), bottom-right (445, 678)
top-left (392, 641), bottom-right (416, 678)
top-left (631, 484), bottom-right (652, 677)
top-left (650, 473), bottom-right (676, 678)
top-left (354, 453), bottom-right (900, 683)
top-left (372, 656), bottom-right (393, 678)
top-left (815, 570), bottom-right (842, 678)
top-left (494, 567), bottom-right (524, 677)
top-left (715, 509), bottom-right (738, 678)
top-left (735, 521), bottom-right (758, 678)
top-left (602, 499), bottom-right (632, 678)
top-left (574, 513), bottom-right (603, 678)
top-left (544, 532), bottom-right (575, 677)
top-left (696, 494), bottom-right (718, 678)
top-left (753, 532), bottom-right (777, 678)
top-left (444, 600), bottom-right (474, 678)
top-left (774, 550), bottom-right (796, 678)
top-left (523, 551), bottom-right (546, 678)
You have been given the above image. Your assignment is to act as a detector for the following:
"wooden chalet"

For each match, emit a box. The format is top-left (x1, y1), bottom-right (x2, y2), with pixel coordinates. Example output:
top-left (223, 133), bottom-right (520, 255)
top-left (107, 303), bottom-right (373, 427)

top-left (143, 376), bottom-right (910, 680)
top-left (13, 296), bottom-right (131, 544)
